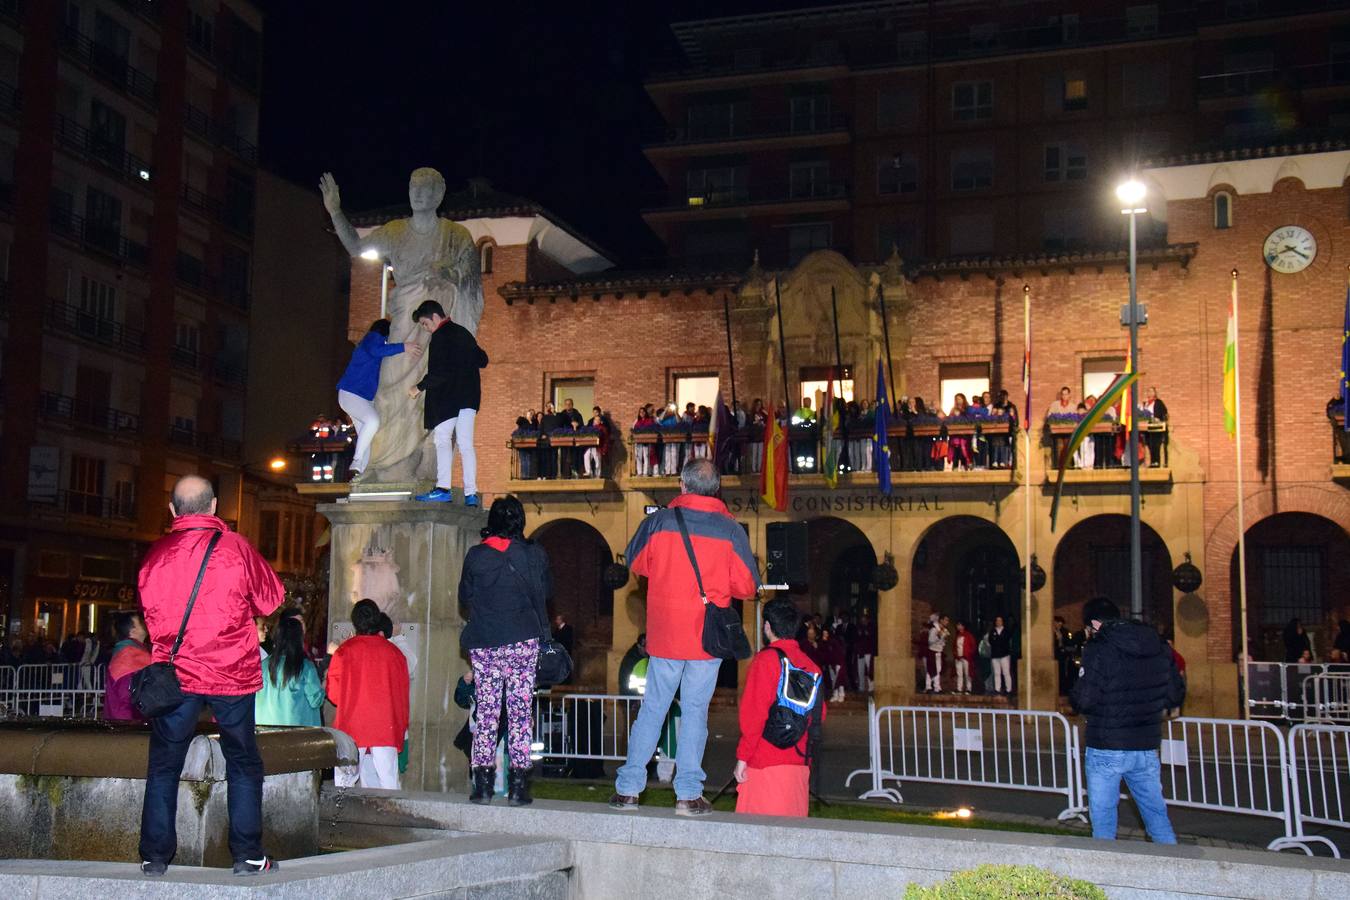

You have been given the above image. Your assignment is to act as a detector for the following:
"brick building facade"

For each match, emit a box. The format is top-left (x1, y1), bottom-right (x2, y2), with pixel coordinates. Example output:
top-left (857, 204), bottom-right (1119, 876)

top-left (342, 148), bottom-right (1350, 716)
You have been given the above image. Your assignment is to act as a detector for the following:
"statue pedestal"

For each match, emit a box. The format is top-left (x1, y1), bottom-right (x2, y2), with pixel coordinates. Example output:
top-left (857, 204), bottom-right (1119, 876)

top-left (318, 498), bottom-right (486, 793)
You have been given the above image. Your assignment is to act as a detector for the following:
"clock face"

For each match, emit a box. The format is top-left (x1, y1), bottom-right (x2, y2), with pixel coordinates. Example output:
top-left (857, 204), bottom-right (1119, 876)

top-left (1263, 226), bottom-right (1317, 274)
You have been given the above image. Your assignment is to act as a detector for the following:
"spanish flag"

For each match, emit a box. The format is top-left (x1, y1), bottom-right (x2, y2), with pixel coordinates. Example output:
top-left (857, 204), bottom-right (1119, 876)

top-left (1223, 278), bottom-right (1239, 437)
top-left (760, 406), bottom-right (788, 511)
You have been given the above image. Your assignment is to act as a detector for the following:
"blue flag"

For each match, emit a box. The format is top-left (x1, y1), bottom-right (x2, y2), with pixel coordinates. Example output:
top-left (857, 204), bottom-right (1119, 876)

top-left (874, 359), bottom-right (892, 495)
top-left (1342, 284), bottom-right (1350, 431)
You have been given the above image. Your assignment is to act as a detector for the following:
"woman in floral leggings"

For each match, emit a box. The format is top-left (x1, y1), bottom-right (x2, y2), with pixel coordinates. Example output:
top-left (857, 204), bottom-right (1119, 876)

top-left (458, 496), bottom-right (553, 806)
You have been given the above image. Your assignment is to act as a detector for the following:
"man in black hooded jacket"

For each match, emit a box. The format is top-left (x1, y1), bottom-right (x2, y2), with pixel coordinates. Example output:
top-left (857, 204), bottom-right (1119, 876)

top-left (1071, 597), bottom-right (1185, 844)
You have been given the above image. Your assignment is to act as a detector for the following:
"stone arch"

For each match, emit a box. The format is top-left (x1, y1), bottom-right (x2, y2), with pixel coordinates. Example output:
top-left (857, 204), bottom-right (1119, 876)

top-left (1205, 484), bottom-right (1350, 661)
top-left (529, 518), bottom-right (615, 686)
top-left (799, 516), bottom-right (878, 620)
top-left (1052, 513), bottom-right (1174, 636)
top-left (910, 515), bottom-right (1021, 636)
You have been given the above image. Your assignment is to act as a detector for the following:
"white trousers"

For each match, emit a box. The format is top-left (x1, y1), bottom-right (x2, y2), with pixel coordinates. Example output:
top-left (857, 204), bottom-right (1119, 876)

top-left (433, 408), bottom-right (477, 495)
top-left (662, 443), bottom-right (680, 475)
top-left (993, 656), bottom-right (1012, 692)
top-left (338, 390), bottom-right (379, 474)
top-left (636, 444), bottom-right (651, 476)
top-left (583, 446), bottom-right (601, 476)
top-left (955, 659), bottom-right (971, 692)
top-left (335, 745), bottom-right (400, 790)
top-left (925, 653), bottom-right (943, 691)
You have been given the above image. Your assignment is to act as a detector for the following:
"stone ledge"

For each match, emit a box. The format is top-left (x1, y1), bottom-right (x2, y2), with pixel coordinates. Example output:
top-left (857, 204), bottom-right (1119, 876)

top-left (506, 478), bottom-right (619, 494)
top-left (323, 789), bottom-right (1350, 900)
top-left (1050, 467), bottom-right (1172, 484)
top-left (0, 835), bottom-right (572, 899)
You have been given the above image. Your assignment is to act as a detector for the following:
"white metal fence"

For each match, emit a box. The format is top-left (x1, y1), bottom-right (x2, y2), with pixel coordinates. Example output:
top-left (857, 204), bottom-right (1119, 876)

top-left (0, 663), bottom-right (105, 719)
top-left (1247, 661), bottom-right (1334, 721)
top-left (1285, 724), bottom-right (1350, 857)
top-left (1301, 674), bottom-right (1350, 725)
top-left (531, 692), bottom-right (677, 762)
top-left (844, 702), bottom-right (1087, 822)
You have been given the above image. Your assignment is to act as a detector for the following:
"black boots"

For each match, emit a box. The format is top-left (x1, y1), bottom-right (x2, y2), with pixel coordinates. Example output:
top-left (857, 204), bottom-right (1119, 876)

top-left (507, 767), bottom-right (533, 806)
top-left (470, 767), bottom-right (495, 805)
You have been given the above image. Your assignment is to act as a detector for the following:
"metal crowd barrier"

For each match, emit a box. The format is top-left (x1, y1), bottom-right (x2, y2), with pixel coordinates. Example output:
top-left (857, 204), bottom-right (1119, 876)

top-left (1284, 723), bottom-right (1349, 857)
top-left (1247, 661), bottom-right (1331, 721)
top-left (530, 692), bottom-right (678, 763)
top-left (844, 702), bottom-right (1087, 822)
top-left (1301, 673), bottom-right (1350, 725)
top-left (3, 663), bottom-right (106, 719)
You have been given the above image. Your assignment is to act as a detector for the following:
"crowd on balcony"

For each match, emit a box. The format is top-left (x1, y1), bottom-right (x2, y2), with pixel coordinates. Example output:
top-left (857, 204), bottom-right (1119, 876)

top-left (1045, 385), bottom-right (1169, 470)
top-left (512, 400), bottom-right (615, 480)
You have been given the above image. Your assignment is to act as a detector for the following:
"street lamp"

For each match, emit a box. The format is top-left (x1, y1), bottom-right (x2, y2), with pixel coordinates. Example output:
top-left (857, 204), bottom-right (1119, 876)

top-left (1116, 177), bottom-right (1146, 619)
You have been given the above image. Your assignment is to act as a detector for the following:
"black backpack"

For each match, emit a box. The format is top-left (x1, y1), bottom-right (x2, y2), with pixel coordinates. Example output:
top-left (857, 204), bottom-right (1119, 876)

top-left (762, 648), bottom-right (824, 756)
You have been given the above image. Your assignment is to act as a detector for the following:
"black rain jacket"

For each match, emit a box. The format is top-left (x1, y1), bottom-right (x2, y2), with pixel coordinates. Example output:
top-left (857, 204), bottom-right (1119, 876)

top-left (1070, 619), bottom-right (1185, 751)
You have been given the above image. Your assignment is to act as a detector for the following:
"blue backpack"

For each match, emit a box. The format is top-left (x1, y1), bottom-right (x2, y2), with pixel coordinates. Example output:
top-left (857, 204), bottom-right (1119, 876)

top-left (762, 648), bottom-right (824, 754)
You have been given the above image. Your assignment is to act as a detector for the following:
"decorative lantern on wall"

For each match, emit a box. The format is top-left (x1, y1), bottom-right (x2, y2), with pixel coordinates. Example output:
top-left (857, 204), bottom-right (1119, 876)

top-left (1172, 553), bottom-right (1203, 594)
top-left (602, 562), bottom-right (631, 591)
top-left (1020, 555), bottom-right (1047, 593)
top-left (873, 553), bottom-right (899, 591)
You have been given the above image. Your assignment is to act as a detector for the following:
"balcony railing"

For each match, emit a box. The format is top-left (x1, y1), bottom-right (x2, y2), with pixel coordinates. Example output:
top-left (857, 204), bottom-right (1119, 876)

top-left (59, 489), bottom-right (137, 521)
top-left (183, 103), bottom-right (258, 163)
top-left (38, 391), bottom-right (141, 435)
top-left (49, 209), bottom-right (150, 266)
top-left (646, 111), bottom-right (849, 147)
top-left (53, 115), bottom-right (152, 186)
top-left (180, 184), bottom-right (220, 219)
top-left (170, 344), bottom-right (200, 373)
top-left (58, 28), bottom-right (157, 106)
top-left (647, 178), bottom-right (850, 213)
top-left (44, 300), bottom-right (145, 353)
top-left (1197, 61), bottom-right (1350, 99)
top-left (168, 426), bottom-right (242, 460)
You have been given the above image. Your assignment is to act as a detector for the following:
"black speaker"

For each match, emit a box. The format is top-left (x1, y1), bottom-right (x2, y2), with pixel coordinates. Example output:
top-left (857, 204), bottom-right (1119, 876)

top-left (765, 521), bottom-right (809, 587)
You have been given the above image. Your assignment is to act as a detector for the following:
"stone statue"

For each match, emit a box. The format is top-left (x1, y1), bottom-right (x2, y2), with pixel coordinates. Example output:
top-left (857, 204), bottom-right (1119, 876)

top-left (320, 168), bottom-right (484, 483)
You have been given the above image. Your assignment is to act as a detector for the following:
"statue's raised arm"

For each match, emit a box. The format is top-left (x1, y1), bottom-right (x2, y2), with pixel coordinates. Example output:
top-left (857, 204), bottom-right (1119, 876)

top-left (319, 172), bottom-right (367, 258)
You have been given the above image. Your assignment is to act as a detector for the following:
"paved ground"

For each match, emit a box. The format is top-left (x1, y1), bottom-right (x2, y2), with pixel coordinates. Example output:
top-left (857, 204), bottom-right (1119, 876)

top-left (541, 706), bottom-right (1350, 856)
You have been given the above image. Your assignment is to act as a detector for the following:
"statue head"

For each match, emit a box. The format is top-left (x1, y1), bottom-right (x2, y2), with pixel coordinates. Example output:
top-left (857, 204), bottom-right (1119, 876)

top-left (408, 167), bottom-right (446, 213)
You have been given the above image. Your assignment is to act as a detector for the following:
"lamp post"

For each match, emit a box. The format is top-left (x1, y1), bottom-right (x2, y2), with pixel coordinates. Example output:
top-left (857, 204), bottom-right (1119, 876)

top-left (235, 456), bottom-right (289, 534)
top-left (1116, 178), bottom-right (1146, 619)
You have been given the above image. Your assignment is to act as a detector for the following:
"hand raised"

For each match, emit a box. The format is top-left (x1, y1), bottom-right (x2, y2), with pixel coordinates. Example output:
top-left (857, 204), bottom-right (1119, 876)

top-left (407, 385), bottom-right (421, 400)
top-left (318, 172), bottom-right (342, 215)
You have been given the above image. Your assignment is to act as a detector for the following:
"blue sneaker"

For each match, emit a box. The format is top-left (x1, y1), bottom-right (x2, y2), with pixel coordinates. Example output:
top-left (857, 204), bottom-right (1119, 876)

top-left (414, 487), bottom-right (454, 503)
top-left (463, 494), bottom-right (480, 508)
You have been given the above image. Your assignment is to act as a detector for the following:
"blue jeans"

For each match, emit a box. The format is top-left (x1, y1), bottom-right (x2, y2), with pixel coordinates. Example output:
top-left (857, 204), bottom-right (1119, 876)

top-left (139, 693), bottom-right (264, 865)
top-left (1084, 747), bottom-right (1177, 844)
top-left (615, 656), bottom-right (721, 801)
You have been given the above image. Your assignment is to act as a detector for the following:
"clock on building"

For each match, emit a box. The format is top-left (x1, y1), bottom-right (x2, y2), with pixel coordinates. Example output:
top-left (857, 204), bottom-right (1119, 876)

top-left (1262, 225), bottom-right (1317, 274)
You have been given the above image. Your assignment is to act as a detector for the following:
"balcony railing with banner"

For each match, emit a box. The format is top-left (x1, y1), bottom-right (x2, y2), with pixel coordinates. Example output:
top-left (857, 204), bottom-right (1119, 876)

top-left (53, 114), bottom-right (152, 186)
top-left (58, 28), bottom-right (157, 106)
top-left (44, 300), bottom-right (146, 353)
top-left (38, 391), bottom-right (141, 436)
top-left (509, 429), bottom-right (607, 481)
top-left (1045, 413), bottom-right (1167, 470)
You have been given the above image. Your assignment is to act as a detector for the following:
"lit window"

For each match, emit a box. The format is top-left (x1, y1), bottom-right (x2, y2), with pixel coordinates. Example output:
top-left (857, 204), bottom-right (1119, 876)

top-left (1063, 74), bottom-right (1087, 111)
top-left (939, 362), bottom-right (991, 414)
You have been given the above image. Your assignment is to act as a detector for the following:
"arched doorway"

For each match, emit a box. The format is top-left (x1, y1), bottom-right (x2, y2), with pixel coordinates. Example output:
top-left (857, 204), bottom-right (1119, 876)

top-left (1229, 513), bottom-right (1350, 662)
top-left (1053, 515), bottom-right (1174, 636)
top-left (530, 519), bottom-right (615, 688)
top-left (798, 517), bottom-right (878, 620)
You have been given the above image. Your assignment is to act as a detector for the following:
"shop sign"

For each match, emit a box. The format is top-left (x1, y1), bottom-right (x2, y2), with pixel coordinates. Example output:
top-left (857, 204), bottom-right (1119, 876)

top-left (725, 492), bottom-right (947, 515)
top-left (71, 581), bottom-right (137, 602)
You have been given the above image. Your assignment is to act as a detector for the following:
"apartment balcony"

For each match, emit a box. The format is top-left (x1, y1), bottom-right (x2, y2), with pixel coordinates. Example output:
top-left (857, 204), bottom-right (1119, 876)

top-left (38, 391), bottom-right (141, 437)
top-left (53, 115), bottom-right (153, 188)
top-left (643, 178), bottom-right (850, 222)
top-left (1197, 62), bottom-right (1350, 101)
top-left (183, 103), bottom-right (259, 164)
top-left (168, 426), bottom-right (242, 460)
top-left (49, 209), bottom-right (150, 267)
top-left (170, 344), bottom-right (201, 375)
top-left (58, 27), bottom-right (157, 107)
top-left (643, 111), bottom-right (850, 156)
top-left (57, 489), bottom-right (137, 522)
top-left (44, 300), bottom-right (146, 355)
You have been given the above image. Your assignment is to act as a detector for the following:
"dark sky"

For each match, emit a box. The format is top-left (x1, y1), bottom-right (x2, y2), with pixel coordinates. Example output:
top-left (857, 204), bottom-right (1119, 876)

top-left (258, 0), bottom-right (825, 265)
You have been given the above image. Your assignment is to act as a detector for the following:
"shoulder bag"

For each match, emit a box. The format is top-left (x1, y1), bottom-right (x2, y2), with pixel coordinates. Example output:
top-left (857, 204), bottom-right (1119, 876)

top-left (505, 553), bottom-right (572, 688)
top-left (131, 530), bottom-right (223, 718)
top-left (673, 507), bottom-right (751, 661)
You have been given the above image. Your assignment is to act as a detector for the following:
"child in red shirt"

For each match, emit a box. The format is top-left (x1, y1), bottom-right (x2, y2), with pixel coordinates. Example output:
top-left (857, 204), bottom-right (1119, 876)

top-left (734, 598), bottom-right (826, 817)
top-left (327, 599), bottom-right (410, 790)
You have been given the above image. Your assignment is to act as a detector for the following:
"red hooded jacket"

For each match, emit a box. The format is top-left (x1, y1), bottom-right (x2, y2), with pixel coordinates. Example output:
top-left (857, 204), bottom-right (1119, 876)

top-left (625, 493), bottom-right (760, 660)
top-left (736, 638), bottom-right (827, 769)
top-left (326, 634), bottom-right (410, 748)
top-left (138, 514), bottom-right (283, 695)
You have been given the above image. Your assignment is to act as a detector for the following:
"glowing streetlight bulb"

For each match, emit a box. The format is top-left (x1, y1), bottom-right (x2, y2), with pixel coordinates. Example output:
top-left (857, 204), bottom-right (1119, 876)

top-left (360, 248), bottom-right (380, 260)
top-left (268, 457), bottom-right (287, 472)
top-left (1115, 179), bottom-right (1146, 208)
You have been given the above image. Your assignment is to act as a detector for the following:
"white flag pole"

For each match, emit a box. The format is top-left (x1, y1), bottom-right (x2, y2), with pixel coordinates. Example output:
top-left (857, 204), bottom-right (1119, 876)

top-left (1024, 284), bottom-right (1033, 711)
top-left (1232, 269), bottom-right (1250, 719)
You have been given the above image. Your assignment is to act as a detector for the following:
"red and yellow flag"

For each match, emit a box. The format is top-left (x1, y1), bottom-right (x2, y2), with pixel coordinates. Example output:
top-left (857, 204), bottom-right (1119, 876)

top-left (760, 407), bottom-right (788, 511)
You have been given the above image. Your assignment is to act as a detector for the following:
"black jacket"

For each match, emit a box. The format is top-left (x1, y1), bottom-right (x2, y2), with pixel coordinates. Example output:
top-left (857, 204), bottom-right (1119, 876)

top-left (1071, 619), bottom-right (1185, 751)
top-left (988, 627), bottom-right (1013, 659)
top-left (458, 539), bottom-right (552, 651)
top-left (418, 320), bottom-right (488, 428)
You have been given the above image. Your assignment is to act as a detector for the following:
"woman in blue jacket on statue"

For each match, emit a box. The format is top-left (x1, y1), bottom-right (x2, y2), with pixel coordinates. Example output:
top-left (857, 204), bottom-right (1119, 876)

top-left (337, 319), bottom-right (422, 477)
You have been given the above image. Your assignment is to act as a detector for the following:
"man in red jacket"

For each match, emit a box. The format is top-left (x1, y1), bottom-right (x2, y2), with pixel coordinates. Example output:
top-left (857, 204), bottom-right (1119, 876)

top-left (137, 476), bottom-right (283, 878)
top-left (735, 597), bottom-right (825, 816)
top-left (609, 459), bottom-right (760, 815)
top-left (327, 599), bottom-right (410, 790)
